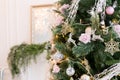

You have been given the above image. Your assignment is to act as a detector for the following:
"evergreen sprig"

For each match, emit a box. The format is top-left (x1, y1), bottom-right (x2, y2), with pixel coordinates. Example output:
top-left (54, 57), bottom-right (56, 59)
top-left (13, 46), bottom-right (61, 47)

top-left (7, 43), bottom-right (46, 77)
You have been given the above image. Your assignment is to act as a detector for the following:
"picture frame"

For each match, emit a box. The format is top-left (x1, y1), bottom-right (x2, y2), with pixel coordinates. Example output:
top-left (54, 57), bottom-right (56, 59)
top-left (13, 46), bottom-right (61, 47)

top-left (30, 4), bottom-right (57, 44)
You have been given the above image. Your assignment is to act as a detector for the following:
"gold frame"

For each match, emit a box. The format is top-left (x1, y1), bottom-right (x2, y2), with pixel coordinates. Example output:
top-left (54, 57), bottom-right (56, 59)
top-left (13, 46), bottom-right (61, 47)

top-left (30, 4), bottom-right (55, 43)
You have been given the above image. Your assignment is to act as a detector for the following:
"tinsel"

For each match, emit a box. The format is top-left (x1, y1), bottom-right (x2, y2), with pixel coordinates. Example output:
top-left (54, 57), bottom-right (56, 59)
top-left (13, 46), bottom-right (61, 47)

top-left (94, 63), bottom-right (120, 80)
top-left (65, 0), bottom-right (81, 24)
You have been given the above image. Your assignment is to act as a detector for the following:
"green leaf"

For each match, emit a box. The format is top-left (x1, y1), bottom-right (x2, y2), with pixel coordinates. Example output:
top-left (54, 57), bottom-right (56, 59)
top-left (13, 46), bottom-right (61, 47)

top-left (57, 0), bottom-right (72, 5)
top-left (72, 43), bottom-right (94, 57)
top-left (105, 60), bottom-right (120, 66)
top-left (52, 26), bottom-right (62, 35)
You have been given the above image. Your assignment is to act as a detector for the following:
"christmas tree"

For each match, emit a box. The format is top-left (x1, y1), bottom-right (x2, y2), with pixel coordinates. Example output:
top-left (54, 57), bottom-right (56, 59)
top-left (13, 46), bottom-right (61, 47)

top-left (48, 0), bottom-right (120, 80)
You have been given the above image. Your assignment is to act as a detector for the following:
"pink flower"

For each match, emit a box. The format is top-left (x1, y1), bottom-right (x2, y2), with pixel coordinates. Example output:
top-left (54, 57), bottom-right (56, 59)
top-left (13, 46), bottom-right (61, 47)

top-left (55, 16), bottom-right (64, 26)
top-left (113, 24), bottom-right (120, 36)
top-left (52, 65), bottom-right (60, 73)
top-left (59, 4), bottom-right (70, 14)
top-left (79, 33), bottom-right (91, 44)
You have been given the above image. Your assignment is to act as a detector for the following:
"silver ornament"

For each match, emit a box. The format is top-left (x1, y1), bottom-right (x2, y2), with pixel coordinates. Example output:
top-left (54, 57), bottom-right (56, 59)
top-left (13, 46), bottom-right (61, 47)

top-left (66, 66), bottom-right (75, 76)
top-left (80, 74), bottom-right (90, 80)
top-left (53, 51), bottom-right (64, 61)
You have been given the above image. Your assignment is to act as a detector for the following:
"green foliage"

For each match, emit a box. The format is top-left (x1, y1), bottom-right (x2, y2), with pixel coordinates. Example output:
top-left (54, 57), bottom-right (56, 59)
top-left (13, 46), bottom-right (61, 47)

top-left (90, 13), bottom-right (100, 29)
top-left (7, 43), bottom-right (46, 77)
top-left (51, 0), bottom-right (120, 79)
top-left (71, 23), bottom-right (88, 36)
top-left (72, 42), bottom-right (94, 57)
top-left (57, 0), bottom-right (71, 5)
top-left (53, 61), bottom-right (70, 80)
top-left (52, 25), bottom-right (62, 35)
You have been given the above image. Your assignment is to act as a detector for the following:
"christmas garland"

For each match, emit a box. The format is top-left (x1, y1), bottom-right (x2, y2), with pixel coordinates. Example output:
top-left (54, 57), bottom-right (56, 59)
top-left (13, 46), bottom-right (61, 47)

top-left (7, 43), bottom-right (46, 77)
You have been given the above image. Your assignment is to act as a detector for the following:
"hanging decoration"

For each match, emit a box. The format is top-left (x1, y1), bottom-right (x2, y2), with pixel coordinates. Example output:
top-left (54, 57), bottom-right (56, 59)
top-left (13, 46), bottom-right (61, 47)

top-left (106, 6), bottom-right (114, 15)
top-left (65, 0), bottom-right (81, 24)
top-left (105, 39), bottom-right (120, 55)
top-left (61, 0), bottom-right (81, 35)
top-left (52, 51), bottom-right (64, 62)
top-left (66, 65), bottom-right (75, 76)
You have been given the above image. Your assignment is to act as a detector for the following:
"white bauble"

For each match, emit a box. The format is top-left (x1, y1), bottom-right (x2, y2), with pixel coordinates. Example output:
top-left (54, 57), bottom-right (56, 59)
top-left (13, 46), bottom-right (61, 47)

top-left (66, 66), bottom-right (75, 76)
top-left (80, 74), bottom-right (90, 80)
top-left (53, 51), bottom-right (64, 61)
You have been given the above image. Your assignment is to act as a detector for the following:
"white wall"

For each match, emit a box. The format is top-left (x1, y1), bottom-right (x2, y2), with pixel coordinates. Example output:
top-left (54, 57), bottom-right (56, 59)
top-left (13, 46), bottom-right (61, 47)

top-left (0, 0), bottom-right (58, 80)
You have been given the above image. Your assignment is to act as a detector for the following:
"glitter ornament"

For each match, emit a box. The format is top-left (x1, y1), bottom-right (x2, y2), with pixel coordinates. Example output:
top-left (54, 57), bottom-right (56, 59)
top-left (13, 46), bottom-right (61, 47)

top-left (53, 51), bottom-right (64, 62)
top-left (106, 6), bottom-right (114, 15)
top-left (66, 66), bottom-right (75, 76)
top-left (105, 39), bottom-right (120, 55)
top-left (80, 74), bottom-right (90, 80)
top-left (102, 27), bottom-right (109, 35)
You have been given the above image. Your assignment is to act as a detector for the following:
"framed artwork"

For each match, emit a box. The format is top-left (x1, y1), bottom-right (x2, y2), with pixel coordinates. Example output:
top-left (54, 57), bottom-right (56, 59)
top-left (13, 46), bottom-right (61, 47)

top-left (30, 4), bottom-right (57, 44)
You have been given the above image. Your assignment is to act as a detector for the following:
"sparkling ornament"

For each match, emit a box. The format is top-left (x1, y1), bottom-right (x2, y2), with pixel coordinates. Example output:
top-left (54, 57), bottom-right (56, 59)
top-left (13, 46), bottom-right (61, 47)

top-left (102, 27), bottom-right (109, 35)
top-left (106, 6), bottom-right (114, 15)
top-left (53, 51), bottom-right (64, 62)
top-left (80, 74), bottom-right (90, 80)
top-left (66, 66), bottom-right (75, 76)
top-left (105, 39), bottom-right (120, 55)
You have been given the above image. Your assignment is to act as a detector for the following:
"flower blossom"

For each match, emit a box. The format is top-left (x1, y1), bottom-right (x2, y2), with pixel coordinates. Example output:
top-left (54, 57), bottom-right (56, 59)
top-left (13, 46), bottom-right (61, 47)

top-left (59, 4), bottom-right (70, 14)
top-left (79, 33), bottom-right (91, 44)
top-left (52, 64), bottom-right (60, 73)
